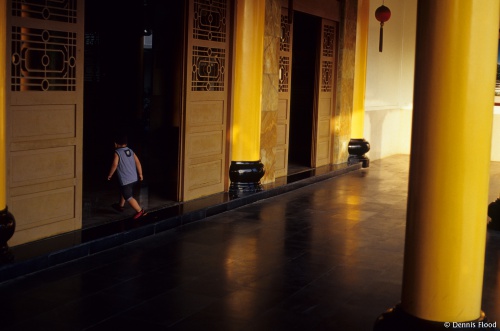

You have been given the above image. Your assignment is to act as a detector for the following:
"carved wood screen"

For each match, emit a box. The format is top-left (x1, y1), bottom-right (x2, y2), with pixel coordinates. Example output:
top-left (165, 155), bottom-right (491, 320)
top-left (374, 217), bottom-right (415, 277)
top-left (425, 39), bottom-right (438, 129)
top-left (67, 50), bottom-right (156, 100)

top-left (182, 0), bottom-right (230, 200)
top-left (312, 19), bottom-right (337, 167)
top-left (276, 7), bottom-right (293, 178)
top-left (7, 0), bottom-right (83, 245)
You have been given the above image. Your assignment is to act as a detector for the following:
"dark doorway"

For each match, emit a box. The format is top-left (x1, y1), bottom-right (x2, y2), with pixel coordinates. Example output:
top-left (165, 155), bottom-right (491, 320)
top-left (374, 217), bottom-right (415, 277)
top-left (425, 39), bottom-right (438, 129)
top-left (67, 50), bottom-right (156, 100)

top-left (288, 11), bottom-right (320, 173)
top-left (83, 0), bottom-right (144, 181)
top-left (83, 0), bottom-right (182, 227)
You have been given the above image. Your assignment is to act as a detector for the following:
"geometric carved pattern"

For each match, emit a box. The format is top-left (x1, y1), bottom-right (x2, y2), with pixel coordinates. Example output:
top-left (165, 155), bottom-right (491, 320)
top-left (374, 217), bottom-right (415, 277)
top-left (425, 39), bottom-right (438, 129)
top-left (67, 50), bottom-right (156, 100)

top-left (279, 56), bottom-right (290, 93)
top-left (280, 14), bottom-right (291, 52)
top-left (321, 61), bottom-right (333, 92)
top-left (193, 0), bottom-right (226, 42)
top-left (323, 24), bottom-right (335, 58)
top-left (192, 46), bottom-right (225, 91)
top-left (11, 26), bottom-right (77, 91)
top-left (12, 0), bottom-right (77, 23)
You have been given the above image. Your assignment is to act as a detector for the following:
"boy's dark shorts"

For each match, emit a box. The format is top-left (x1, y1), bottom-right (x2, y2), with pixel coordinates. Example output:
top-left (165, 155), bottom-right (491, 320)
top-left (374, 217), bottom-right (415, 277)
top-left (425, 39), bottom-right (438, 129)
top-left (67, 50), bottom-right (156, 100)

top-left (120, 182), bottom-right (137, 201)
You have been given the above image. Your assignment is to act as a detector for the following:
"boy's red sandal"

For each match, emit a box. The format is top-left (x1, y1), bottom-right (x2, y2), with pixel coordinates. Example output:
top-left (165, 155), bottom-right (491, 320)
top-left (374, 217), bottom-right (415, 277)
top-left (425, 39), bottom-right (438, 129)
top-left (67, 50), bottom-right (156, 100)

top-left (133, 209), bottom-right (147, 220)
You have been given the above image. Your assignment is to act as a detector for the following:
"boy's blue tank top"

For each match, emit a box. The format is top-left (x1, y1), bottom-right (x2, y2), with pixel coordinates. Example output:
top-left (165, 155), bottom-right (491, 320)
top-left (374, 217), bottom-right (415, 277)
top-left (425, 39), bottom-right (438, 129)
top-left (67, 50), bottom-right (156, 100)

top-left (115, 147), bottom-right (138, 186)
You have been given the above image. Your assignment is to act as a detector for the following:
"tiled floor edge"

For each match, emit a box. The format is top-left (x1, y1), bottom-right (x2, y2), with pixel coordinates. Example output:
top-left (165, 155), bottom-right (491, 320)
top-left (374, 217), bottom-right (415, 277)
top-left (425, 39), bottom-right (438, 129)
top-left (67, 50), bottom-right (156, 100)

top-left (0, 162), bottom-right (362, 284)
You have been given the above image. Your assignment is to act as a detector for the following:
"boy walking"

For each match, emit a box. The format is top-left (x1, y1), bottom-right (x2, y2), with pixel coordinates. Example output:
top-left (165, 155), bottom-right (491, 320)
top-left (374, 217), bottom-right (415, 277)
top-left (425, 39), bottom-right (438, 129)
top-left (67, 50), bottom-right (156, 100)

top-left (107, 135), bottom-right (147, 219)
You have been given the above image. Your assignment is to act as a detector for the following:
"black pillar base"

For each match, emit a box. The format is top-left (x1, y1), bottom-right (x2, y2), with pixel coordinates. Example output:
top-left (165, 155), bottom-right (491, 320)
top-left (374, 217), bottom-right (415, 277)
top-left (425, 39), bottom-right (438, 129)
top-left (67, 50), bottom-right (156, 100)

top-left (374, 304), bottom-right (498, 331)
top-left (348, 138), bottom-right (370, 168)
top-left (0, 207), bottom-right (15, 264)
top-left (488, 198), bottom-right (500, 231)
top-left (229, 160), bottom-right (265, 198)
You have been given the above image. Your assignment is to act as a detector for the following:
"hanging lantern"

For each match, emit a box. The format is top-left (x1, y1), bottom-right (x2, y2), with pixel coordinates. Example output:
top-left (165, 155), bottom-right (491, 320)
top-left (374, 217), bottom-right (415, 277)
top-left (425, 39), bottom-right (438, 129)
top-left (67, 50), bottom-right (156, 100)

top-left (375, 3), bottom-right (391, 52)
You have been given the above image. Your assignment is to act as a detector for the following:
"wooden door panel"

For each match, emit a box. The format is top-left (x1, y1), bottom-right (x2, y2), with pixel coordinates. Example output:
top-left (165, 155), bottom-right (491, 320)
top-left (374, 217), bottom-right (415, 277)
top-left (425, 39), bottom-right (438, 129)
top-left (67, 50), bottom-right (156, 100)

top-left (276, 8), bottom-right (293, 177)
top-left (182, 0), bottom-right (230, 200)
top-left (313, 19), bottom-right (337, 167)
top-left (7, 0), bottom-right (83, 246)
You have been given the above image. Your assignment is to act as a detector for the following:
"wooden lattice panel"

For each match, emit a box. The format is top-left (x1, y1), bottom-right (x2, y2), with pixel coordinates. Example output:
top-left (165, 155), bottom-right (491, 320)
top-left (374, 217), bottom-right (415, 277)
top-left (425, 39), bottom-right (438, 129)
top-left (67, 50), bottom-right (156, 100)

top-left (280, 13), bottom-right (290, 52)
top-left (276, 7), bottom-right (293, 178)
top-left (193, 0), bottom-right (227, 42)
top-left (191, 46), bottom-right (226, 92)
top-left (11, 27), bottom-right (77, 91)
top-left (322, 24), bottom-right (335, 57)
top-left (12, 0), bottom-right (77, 23)
top-left (279, 55), bottom-right (290, 93)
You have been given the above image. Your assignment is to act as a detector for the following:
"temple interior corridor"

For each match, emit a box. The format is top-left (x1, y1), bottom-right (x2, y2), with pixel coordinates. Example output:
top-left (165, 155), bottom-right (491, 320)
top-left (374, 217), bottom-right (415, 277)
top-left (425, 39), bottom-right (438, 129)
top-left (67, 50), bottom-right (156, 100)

top-left (1, 155), bottom-right (500, 330)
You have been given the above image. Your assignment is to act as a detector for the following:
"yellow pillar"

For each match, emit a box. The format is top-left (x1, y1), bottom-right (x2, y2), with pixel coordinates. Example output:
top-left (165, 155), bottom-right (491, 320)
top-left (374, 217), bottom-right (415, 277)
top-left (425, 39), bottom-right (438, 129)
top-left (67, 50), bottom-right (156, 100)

top-left (375, 0), bottom-right (499, 328)
top-left (348, 0), bottom-right (370, 168)
top-left (229, 0), bottom-right (265, 196)
top-left (351, 0), bottom-right (369, 139)
top-left (0, 0), bottom-right (16, 262)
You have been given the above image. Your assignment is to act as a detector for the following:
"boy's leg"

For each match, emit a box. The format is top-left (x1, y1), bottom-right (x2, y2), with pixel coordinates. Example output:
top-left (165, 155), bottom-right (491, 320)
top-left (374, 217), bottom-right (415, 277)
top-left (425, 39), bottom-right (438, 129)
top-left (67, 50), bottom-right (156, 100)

top-left (112, 195), bottom-right (126, 212)
top-left (121, 182), bottom-right (146, 219)
top-left (127, 197), bottom-right (141, 213)
top-left (128, 197), bottom-right (147, 219)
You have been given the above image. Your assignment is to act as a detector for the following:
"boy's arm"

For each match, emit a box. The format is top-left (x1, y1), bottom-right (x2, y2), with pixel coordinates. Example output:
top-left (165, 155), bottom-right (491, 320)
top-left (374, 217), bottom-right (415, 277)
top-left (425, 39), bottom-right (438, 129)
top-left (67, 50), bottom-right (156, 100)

top-left (134, 154), bottom-right (143, 181)
top-left (107, 153), bottom-right (119, 180)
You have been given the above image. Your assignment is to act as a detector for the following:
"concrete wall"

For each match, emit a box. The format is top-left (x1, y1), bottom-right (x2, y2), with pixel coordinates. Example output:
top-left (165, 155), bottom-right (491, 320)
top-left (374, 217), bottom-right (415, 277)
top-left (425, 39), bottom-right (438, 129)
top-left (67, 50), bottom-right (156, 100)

top-left (363, 0), bottom-right (500, 162)
top-left (364, 0), bottom-right (416, 160)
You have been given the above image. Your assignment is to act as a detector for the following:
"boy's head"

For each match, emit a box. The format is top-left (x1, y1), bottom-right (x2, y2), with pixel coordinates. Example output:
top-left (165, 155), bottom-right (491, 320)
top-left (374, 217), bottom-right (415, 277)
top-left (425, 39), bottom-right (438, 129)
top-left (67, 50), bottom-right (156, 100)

top-left (114, 134), bottom-right (128, 146)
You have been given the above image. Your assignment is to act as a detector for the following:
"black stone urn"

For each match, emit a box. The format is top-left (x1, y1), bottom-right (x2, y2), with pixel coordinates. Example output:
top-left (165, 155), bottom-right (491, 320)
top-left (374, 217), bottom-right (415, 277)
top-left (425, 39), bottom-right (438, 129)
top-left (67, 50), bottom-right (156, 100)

top-left (348, 138), bottom-right (370, 168)
top-left (229, 160), bottom-right (265, 198)
top-left (488, 198), bottom-right (500, 231)
top-left (0, 207), bottom-right (15, 263)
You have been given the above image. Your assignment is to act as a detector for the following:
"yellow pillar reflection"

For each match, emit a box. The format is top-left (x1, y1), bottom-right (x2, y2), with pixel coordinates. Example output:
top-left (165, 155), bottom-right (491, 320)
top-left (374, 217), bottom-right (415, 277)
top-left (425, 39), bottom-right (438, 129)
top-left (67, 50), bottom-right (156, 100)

top-left (377, 1), bottom-right (499, 327)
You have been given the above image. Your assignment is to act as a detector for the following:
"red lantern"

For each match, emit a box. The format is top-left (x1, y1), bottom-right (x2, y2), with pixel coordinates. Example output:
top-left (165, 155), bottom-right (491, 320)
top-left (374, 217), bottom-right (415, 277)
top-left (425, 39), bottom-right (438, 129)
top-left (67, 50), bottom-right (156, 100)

top-left (375, 4), bottom-right (391, 52)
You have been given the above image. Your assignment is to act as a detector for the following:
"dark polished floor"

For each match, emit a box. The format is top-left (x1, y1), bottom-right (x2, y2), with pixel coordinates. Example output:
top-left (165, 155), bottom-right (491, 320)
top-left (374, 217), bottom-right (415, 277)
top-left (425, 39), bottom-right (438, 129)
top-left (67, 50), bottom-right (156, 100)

top-left (81, 162), bottom-right (314, 229)
top-left (2, 154), bottom-right (500, 330)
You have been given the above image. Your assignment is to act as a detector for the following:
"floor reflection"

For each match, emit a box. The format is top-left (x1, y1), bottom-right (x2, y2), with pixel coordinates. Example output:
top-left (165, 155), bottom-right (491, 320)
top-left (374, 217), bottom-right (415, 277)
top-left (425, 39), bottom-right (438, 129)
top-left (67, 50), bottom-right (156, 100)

top-left (3, 155), bottom-right (500, 330)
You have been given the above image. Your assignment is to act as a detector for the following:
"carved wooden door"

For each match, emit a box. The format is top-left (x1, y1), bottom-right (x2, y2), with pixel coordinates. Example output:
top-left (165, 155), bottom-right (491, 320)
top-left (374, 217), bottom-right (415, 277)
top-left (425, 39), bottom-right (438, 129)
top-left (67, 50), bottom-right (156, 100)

top-left (182, 0), bottom-right (230, 200)
top-left (7, 0), bottom-right (83, 245)
top-left (312, 19), bottom-right (337, 167)
top-left (276, 7), bottom-right (293, 178)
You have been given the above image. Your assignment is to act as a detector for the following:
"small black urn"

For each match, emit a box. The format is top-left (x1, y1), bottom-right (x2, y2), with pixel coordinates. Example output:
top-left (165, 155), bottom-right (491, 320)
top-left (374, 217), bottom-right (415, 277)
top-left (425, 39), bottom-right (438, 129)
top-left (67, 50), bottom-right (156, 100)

top-left (488, 198), bottom-right (500, 231)
top-left (348, 138), bottom-right (370, 168)
top-left (0, 207), bottom-right (15, 263)
top-left (229, 160), bottom-right (265, 198)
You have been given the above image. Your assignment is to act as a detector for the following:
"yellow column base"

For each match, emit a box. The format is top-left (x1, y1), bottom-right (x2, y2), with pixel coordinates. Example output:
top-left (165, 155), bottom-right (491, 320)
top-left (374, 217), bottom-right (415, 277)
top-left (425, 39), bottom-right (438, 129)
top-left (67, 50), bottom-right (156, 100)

top-left (374, 305), bottom-right (496, 331)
